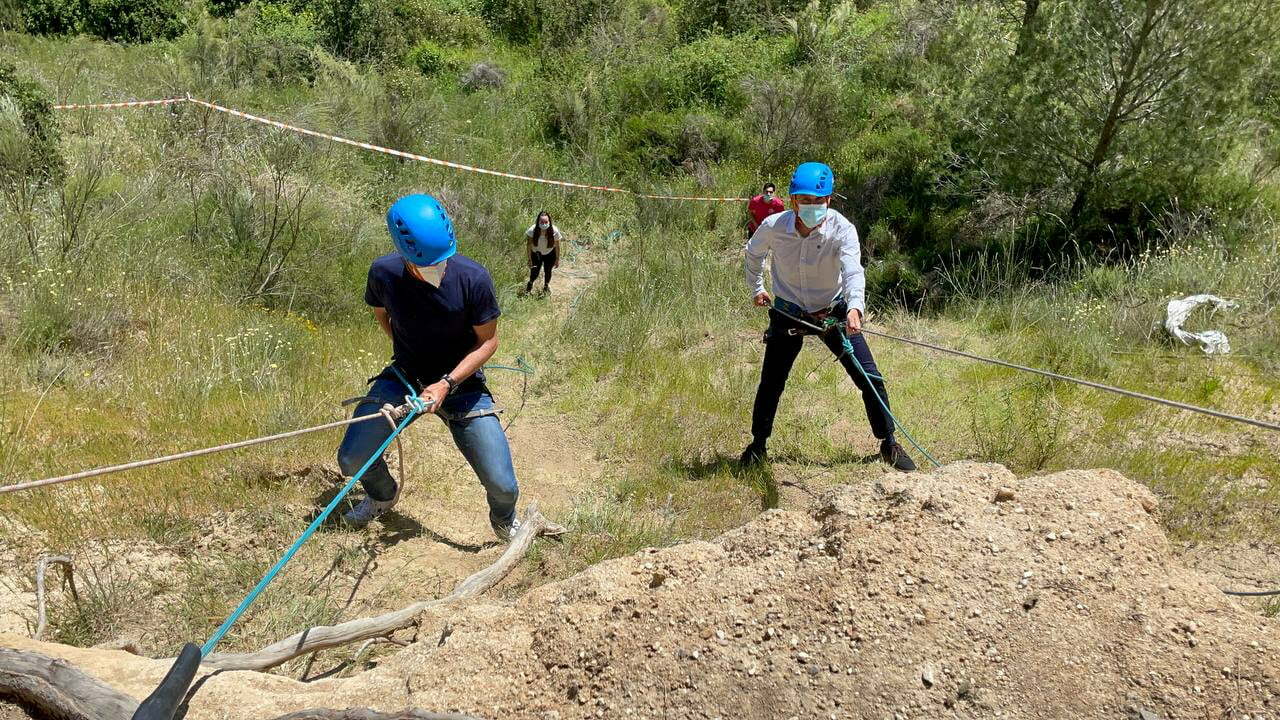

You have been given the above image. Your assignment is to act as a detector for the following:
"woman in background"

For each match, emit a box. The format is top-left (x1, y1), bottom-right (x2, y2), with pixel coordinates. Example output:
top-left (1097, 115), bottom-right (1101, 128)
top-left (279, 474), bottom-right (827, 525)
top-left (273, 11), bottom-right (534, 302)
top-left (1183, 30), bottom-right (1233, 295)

top-left (523, 211), bottom-right (562, 296)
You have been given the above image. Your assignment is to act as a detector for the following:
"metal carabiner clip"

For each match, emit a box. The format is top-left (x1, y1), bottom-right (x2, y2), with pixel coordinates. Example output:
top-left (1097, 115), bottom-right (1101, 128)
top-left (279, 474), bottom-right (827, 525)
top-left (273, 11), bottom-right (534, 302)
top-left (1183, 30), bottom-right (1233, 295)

top-left (406, 394), bottom-right (435, 414)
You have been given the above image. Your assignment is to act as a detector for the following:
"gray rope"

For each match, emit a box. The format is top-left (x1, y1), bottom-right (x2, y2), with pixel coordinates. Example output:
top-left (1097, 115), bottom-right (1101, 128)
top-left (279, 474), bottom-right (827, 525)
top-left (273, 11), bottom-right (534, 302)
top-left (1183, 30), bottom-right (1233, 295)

top-left (0, 408), bottom-right (407, 495)
top-left (860, 327), bottom-right (1280, 433)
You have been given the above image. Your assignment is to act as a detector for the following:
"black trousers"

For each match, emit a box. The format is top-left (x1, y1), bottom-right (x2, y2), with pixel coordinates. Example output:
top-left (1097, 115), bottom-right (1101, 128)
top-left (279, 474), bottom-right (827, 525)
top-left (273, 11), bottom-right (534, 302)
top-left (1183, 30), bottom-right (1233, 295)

top-left (527, 249), bottom-right (556, 288)
top-left (750, 304), bottom-right (895, 444)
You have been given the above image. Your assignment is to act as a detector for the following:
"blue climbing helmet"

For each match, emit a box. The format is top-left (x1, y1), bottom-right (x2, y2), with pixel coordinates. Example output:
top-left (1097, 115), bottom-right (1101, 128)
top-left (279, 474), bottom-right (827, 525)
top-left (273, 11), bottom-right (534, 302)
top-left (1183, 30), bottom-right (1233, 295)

top-left (386, 194), bottom-right (457, 266)
top-left (788, 161), bottom-right (835, 197)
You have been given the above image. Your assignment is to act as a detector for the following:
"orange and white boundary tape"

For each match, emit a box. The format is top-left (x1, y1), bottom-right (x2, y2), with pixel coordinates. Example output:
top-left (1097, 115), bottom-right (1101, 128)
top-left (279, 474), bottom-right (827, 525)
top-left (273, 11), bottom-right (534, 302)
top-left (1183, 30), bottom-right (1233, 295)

top-left (52, 95), bottom-right (749, 202)
top-left (52, 97), bottom-right (187, 111)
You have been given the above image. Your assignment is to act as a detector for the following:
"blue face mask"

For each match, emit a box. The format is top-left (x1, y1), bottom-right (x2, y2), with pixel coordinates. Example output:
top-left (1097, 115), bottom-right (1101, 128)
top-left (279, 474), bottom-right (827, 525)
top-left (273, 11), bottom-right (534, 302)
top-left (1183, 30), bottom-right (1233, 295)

top-left (797, 203), bottom-right (828, 227)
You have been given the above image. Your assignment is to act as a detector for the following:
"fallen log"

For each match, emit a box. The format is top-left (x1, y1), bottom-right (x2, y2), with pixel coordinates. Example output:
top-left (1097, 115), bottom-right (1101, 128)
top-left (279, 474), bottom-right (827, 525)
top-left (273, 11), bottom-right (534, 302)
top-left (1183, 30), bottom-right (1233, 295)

top-left (202, 503), bottom-right (555, 672)
top-left (0, 647), bottom-right (139, 720)
top-left (0, 648), bottom-right (483, 720)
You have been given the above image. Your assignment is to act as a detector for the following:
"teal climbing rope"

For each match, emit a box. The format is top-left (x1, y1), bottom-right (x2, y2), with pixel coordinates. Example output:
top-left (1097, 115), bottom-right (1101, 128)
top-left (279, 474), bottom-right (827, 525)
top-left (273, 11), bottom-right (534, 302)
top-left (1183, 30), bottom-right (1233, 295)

top-left (484, 355), bottom-right (535, 374)
top-left (201, 375), bottom-right (427, 658)
top-left (771, 300), bottom-right (941, 468)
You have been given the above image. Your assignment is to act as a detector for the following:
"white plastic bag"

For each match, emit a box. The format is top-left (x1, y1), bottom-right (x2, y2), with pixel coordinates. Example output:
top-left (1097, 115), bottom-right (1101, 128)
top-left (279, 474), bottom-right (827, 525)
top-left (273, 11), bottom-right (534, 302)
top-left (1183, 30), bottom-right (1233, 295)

top-left (1164, 294), bottom-right (1239, 355)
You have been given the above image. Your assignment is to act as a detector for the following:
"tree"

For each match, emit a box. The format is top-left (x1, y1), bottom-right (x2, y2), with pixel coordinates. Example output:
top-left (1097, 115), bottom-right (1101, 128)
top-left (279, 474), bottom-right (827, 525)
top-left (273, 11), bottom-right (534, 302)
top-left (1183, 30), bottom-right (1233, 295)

top-left (983, 0), bottom-right (1278, 237)
top-left (1014, 0), bottom-right (1039, 57)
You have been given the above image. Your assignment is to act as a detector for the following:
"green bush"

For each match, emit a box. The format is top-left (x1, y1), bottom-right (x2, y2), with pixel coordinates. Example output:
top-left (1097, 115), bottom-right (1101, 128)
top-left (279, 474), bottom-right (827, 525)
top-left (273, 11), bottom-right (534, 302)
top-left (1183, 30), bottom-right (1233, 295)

top-left (669, 34), bottom-right (751, 109)
top-left (181, 4), bottom-right (324, 88)
top-left (19, 0), bottom-right (83, 35)
top-left (611, 33), bottom-right (755, 113)
top-left (22, 0), bottom-right (185, 41)
top-left (480, 0), bottom-right (617, 43)
top-left (536, 0), bottom-right (615, 41)
top-left (406, 40), bottom-right (450, 75)
top-left (246, 2), bottom-right (322, 83)
top-left (479, 0), bottom-right (537, 42)
top-left (0, 0), bottom-right (21, 30)
top-left (612, 110), bottom-right (739, 175)
top-left (207, 0), bottom-right (252, 17)
top-left (676, 0), bottom-right (806, 38)
top-left (396, 0), bottom-right (488, 46)
top-left (255, 2), bottom-right (320, 44)
top-left (87, 0), bottom-right (186, 41)
top-left (0, 62), bottom-right (63, 193)
top-left (865, 249), bottom-right (927, 308)
top-left (310, 0), bottom-right (402, 60)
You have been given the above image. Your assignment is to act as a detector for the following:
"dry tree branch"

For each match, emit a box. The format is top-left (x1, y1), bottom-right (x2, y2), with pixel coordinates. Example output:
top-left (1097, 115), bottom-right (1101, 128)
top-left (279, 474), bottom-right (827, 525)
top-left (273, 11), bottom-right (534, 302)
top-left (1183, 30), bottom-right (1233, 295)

top-left (201, 503), bottom-right (562, 672)
top-left (34, 555), bottom-right (77, 642)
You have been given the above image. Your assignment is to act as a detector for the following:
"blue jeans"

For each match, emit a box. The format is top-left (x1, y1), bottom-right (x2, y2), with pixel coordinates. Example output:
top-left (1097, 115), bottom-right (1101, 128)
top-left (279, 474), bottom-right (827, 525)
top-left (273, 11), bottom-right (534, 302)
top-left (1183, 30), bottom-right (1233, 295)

top-left (336, 373), bottom-right (519, 528)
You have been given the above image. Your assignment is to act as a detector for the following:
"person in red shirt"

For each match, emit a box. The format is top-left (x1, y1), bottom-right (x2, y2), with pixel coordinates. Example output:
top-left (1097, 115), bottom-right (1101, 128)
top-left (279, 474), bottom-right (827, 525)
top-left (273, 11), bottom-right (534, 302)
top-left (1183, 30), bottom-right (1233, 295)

top-left (747, 182), bottom-right (786, 237)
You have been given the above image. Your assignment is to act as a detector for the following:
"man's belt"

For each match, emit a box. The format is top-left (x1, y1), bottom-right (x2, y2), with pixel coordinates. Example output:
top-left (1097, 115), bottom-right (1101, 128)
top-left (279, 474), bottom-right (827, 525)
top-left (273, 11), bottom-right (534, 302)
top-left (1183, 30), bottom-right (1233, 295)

top-left (768, 294), bottom-right (839, 322)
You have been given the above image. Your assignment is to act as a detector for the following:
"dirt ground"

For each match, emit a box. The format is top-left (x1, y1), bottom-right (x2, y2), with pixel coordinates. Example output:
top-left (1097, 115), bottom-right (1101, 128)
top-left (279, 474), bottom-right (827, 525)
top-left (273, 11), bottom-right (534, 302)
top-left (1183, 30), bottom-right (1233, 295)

top-left (4, 462), bottom-right (1278, 719)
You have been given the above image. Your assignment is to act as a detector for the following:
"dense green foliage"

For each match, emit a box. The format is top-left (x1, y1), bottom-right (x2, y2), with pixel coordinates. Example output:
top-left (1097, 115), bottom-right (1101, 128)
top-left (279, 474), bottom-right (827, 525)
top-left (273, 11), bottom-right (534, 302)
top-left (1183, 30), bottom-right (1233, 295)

top-left (14, 0), bottom-right (1278, 303)
top-left (4, 0), bottom-right (1277, 313)
top-left (21, 0), bottom-right (186, 41)
top-left (0, 60), bottom-right (61, 184)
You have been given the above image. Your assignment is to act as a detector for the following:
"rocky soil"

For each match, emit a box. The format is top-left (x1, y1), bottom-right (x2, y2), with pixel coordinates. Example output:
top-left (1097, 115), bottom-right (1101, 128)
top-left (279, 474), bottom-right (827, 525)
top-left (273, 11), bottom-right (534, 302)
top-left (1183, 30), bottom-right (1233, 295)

top-left (3, 462), bottom-right (1277, 719)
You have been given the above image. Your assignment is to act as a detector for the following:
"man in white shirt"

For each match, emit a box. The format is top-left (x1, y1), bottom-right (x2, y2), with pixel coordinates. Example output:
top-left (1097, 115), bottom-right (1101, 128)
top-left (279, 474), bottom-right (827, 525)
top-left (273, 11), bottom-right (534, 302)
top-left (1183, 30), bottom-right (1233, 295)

top-left (741, 162), bottom-right (916, 472)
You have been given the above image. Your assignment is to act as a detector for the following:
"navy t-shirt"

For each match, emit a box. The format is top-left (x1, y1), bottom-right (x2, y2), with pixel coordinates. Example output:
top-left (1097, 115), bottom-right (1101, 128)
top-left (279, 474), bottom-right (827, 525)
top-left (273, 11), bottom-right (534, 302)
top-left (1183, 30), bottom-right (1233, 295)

top-left (364, 253), bottom-right (501, 392)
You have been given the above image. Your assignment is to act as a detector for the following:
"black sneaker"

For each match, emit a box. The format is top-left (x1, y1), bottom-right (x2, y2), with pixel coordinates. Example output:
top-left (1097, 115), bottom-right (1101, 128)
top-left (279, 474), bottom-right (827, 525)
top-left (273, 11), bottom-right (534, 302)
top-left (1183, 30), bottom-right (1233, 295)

top-left (739, 442), bottom-right (768, 466)
top-left (880, 440), bottom-right (917, 472)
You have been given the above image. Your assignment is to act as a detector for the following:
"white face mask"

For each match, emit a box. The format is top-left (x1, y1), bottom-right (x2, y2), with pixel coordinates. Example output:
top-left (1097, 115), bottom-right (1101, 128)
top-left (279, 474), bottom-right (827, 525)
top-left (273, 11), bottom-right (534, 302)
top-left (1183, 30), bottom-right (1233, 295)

top-left (538, 221), bottom-right (550, 229)
top-left (415, 259), bottom-right (447, 287)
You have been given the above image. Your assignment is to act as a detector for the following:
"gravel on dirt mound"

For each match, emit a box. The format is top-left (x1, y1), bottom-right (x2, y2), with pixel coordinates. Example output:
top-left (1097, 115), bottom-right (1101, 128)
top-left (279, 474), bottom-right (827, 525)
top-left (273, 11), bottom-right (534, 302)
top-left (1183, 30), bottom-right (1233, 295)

top-left (3, 462), bottom-right (1276, 719)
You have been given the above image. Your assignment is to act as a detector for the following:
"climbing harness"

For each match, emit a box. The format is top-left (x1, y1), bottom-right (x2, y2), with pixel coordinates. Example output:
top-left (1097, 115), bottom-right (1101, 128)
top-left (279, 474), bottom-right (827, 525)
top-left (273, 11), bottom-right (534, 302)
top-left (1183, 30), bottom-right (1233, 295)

top-left (769, 299), bottom-right (941, 468)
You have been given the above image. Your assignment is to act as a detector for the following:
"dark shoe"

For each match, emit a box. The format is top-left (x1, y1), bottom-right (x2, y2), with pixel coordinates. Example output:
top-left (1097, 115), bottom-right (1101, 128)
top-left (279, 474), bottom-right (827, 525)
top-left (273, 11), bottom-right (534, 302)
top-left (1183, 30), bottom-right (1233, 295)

top-left (739, 442), bottom-right (768, 466)
top-left (540, 284), bottom-right (550, 296)
top-left (880, 440), bottom-right (917, 472)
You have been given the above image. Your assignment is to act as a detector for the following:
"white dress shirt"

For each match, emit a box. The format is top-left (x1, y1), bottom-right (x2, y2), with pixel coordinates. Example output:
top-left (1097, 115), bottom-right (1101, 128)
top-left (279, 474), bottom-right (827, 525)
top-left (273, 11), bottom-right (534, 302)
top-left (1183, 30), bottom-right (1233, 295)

top-left (743, 209), bottom-right (866, 315)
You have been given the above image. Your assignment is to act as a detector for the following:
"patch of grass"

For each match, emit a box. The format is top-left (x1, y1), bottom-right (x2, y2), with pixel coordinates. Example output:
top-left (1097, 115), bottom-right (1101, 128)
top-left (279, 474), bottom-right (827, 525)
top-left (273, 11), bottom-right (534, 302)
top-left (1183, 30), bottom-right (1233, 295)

top-left (46, 557), bottom-right (149, 648)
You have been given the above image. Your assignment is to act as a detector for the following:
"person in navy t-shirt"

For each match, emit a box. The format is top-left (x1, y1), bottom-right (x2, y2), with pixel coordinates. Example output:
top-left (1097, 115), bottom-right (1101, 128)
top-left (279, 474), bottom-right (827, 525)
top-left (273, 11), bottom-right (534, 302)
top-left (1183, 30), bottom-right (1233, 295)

top-left (336, 194), bottom-right (521, 541)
